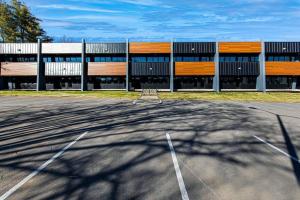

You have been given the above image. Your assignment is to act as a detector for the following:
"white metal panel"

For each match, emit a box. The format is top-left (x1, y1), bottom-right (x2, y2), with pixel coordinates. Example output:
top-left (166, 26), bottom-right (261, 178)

top-left (0, 43), bottom-right (37, 54)
top-left (42, 43), bottom-right (82, 54)
top-left (45, 62), bottom-right (82, 76)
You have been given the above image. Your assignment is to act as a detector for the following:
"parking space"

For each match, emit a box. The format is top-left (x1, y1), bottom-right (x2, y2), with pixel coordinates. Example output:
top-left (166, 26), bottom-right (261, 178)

top-left (0, 97), bottom-right (299, 200)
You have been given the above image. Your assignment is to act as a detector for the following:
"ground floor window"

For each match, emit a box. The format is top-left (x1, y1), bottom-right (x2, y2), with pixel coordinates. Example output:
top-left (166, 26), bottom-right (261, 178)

top-left (1, 76), bottom-right (37, 90)
top-left (46, 77), bottom-right (81, 90)
top-left (220, 76), bottom-right (257, 89)
top-left (266, 76), bottom-right (300, 89)
top-left (130, 76), bottom-right (170, 90)
top-left (174, 76), bottom-right (213, 89)
top-left (88, 76), bottom-right (126, 90)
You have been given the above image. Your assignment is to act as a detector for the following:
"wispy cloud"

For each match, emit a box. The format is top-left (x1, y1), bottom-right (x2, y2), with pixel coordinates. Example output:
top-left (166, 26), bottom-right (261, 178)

top-left (36, 4), bottom-right (120, 13)
top-left (116, 0), bottom-right (161, 6)
top-left (26, 0), bottom-right (300, 40)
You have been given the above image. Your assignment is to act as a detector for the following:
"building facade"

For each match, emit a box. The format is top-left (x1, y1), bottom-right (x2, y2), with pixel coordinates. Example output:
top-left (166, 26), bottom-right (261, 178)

top-left (0, 40), bottom-right (300, 92)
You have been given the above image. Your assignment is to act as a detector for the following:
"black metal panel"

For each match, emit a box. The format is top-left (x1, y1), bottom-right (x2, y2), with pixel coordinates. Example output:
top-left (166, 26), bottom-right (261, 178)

top-left (265, 42), bottom-right (300, 53)
top-left (220, 62), bottom-right (260, 76)
top-left (86, 43), bottom-right (126, 54)
top-left (131, 62), bottom-right (170, 76)
top-left (174, 42), bottom-right (216, 54)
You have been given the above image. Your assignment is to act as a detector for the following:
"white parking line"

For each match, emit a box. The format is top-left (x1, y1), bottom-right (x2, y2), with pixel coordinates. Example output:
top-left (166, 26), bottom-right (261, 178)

top-left (166, 133), bottom-right (190, 200)
top-left (253, 135), bottom-right (300, 163)
top-left (0, 131), bottom-right (89, 200)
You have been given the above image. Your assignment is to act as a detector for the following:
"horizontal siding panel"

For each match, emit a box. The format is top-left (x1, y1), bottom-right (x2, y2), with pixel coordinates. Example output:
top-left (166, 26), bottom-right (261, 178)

top-left (42, 43), bottom-right (82, 54)
top-left (220, 62), bottom-right (260, 76)
top-left (45, 62), bottom-right (82, 76)
top-left (0, 43), bottom-right (37, 54)
top-left (88, 62), bottom-right (126, 76)
top-left (86, 43), bottom-right (126, 54)
top-left (130, 42), bottom-right (171, 54)
top-left (0, 62), bottom-right (37, 76)
top-left (265, 42), bottom-right (300, 53)
top-left (175, 62), bottom-right (215, 76)
top-left (131, 62), bottom-right (170, 76)
top-left (266, 62), bottom-right (300, 75)
top-left (219, 42), bottom-right (261, 53)
top-left (174, 42), bottom-right (216, 54)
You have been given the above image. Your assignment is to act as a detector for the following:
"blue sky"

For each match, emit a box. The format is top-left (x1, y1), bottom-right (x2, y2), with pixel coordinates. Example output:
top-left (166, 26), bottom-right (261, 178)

top-left (22, 0), bottom-right (300, 41)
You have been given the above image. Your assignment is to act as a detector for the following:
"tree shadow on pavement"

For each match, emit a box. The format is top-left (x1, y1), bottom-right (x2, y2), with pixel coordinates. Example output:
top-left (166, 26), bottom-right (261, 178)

top-left (0, 99), bottom-right (299, 199)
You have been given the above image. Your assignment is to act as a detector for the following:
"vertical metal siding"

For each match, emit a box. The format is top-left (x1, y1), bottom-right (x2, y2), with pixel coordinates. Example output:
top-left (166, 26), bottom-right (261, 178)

top-left (42, 43), bottom-right (82, 54)
top-left (265, 42), bottom-right (300, 53)
top-left (173, 42), bottom-right (216, 54)
top-left (131, 62), bottom-right (170, 76)
top-left (86, 43), bottom-right (126, 54)
top-left (45, 62), bottom-right (82, 76)
top-left (219, 62), bottom-right (260, 76)
top-left (0, 43), bottom-right (37, 54)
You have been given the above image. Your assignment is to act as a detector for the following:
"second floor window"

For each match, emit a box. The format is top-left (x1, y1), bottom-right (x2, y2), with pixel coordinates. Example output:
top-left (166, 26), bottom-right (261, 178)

top-left (174, 56), bottom-right (214, 62)
top-left (266, 55), bottom-right (300, 62)
top-left (131, 57), bottom-right (170, 62)
top-left (219, 56), bottom-right (259, 62)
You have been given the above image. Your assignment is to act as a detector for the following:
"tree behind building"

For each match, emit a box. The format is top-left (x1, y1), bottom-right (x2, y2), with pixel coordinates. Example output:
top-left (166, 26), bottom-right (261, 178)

top-left (0, 0), bottom-right (52, 42)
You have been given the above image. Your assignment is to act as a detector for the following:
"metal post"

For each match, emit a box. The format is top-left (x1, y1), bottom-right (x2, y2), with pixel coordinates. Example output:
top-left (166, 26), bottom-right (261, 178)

top-left (170, 39), bottom-right (174, 92)
top-left (0, 62), bottom-right (3, 90)
top-left (81, 39), bottom-right (87, 91)
top-left (213, 41), bottom-right (220, 92)
top-left (126, 39), bottom-right (129, 91)
top-left (0, 77), bottom-right (3, 90)
top-left (292, 78), bottom-right (297, 91)
top-left (257, 41), bottom-right (266, 92)
top-left (37, 39), bottom-right (45, 91)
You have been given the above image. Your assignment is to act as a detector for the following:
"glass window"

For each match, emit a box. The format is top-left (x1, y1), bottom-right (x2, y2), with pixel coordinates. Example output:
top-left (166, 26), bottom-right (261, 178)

top-left (242, 57), bottom-right (249, 62)
top-left (269, 56), bottom-right (273, 61)
top-left (284, 56), bottom-right (289, 61)
top-left (175, 57), bottom-right (182, 62)
top-left (55, 57), bottom-right (64, 62)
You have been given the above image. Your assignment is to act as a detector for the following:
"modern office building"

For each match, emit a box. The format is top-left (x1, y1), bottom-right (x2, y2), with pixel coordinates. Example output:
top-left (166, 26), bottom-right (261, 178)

top-left (0, 40), bottom-right (300, 92)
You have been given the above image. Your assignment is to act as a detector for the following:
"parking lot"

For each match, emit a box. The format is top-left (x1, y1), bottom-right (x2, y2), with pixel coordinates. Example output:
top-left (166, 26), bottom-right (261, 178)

top-left (0, 96), bottom-right (300, 200)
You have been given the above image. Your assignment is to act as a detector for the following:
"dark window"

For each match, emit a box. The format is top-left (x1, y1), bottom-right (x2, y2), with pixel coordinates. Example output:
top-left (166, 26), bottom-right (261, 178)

top-left (131, 56), bottom-right (169, 63)
top-left (266, 76), bottom-right (299, 89)
top-left (220, 54), bottom-right (259, 62)
top-left (266, 54), bottom-right (300, 62)
top-left (1, 55), bottom-right (37, 62)
top-left (175, 76), bottom-right (213, 89)
top-left (220, 76), bottom-right (257, 89)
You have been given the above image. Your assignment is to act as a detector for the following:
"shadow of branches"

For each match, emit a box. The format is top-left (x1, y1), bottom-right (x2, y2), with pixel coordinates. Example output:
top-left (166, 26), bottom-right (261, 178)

top-left (0, 99), bottom-right (299, 199)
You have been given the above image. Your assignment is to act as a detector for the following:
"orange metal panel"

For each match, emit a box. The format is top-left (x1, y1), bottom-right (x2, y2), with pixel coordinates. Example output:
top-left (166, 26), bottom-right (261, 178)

top-left (88, 62), bottom-right (126, 76)
top-left (266, 62), bottom-right (300, 75)
top-left (129, 42), bottom-right (171, 54)
top-left (0, 62), bottom-right (37, 76)
top-left (219, 42), bottom-right (261, 53)
top-left (175, 62), bottom-right (215, 76)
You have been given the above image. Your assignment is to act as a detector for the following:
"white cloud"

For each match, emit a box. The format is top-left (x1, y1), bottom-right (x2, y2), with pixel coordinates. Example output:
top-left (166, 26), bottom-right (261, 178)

top-left (116, 0), bottom-right (161, 6)
top-left (36, 4), bottom-right (120, 13)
